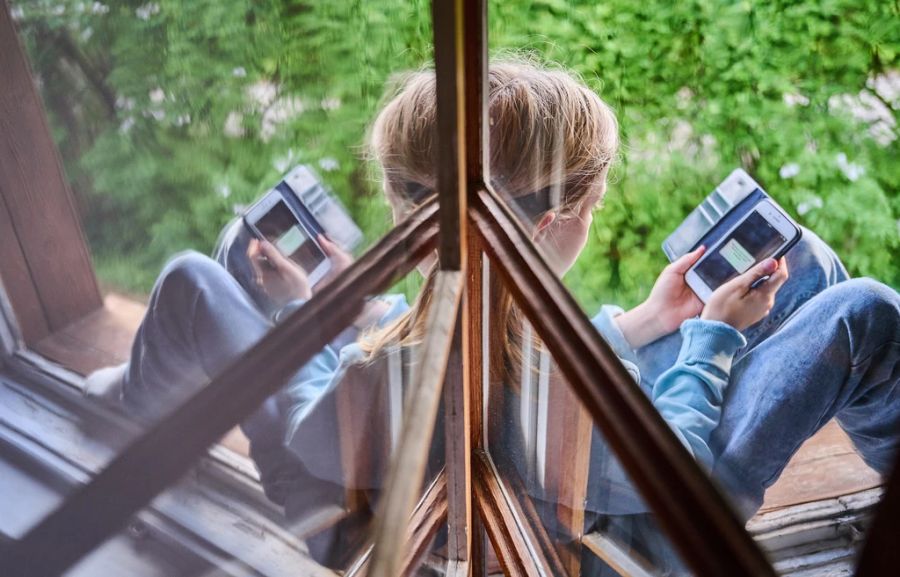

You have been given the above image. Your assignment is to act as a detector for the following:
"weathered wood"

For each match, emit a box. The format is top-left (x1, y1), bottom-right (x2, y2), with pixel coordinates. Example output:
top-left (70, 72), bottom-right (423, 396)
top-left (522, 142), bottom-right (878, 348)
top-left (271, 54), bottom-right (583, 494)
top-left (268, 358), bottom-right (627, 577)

top-left (761, 421), bottom-right (881, 512)
top-left (0, 200), bottom-right (439, 577)
top-left (432, 0), bottom-right (466, 271)
top-left (443, 316), bottom-right (472, 564)
top-left (400, 472), bottom-right (450, 577)
top-left (583, 533), bottom-right (656, 577)
top-left (543, 369), bottom-right (592, 574)
top-left (367, 270), bottom-right (463, 577)
top-left (0, 181), bottom-right (49, 343)
top-left (0, 375), bottom-right (337, 577)
top-left (0, 0), bottom-right (103, 338)
top-left (472, 450), bottom-right (554, 577)
top-left (470, 186), bottom-right (776, 577)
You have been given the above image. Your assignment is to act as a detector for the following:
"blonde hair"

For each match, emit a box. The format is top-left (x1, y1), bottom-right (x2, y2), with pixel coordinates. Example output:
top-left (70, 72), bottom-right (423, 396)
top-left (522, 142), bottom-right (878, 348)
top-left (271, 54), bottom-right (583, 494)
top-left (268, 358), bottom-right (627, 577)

top-left (363, 60), bottom-right (619, 381)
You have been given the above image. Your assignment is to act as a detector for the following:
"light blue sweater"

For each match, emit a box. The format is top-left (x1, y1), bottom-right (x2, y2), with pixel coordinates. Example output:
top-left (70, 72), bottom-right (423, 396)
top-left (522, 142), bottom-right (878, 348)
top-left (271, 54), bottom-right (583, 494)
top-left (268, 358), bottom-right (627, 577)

top-left (281, 296), bottom-right (746, 485)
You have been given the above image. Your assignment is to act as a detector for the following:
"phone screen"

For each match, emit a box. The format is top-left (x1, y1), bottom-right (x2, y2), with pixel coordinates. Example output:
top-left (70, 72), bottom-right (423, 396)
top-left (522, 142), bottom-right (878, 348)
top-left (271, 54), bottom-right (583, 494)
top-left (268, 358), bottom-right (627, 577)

top-left (254, 200), bottom-right (326, 273)
top-left (694, 210), bottom-right (786, 289)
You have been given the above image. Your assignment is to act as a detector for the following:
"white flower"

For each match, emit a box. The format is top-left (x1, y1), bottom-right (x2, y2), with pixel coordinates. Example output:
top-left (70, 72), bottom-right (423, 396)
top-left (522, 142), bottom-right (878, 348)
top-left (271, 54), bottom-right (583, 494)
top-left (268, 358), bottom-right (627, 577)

top-left (149, 87), bottom-right (165, 104)
top-left (260, 97), bottom-right (304, 142)
top-left (119, 117), bottom-right (135, 134)
top-left (835, 152), bottom-right (865, 182)
top-left (247, 80), bottom-right (278, 108)
top-left (318, 157), bottom-right (339, 172)
top-left (216, 184), bottom-right (232, 198)
top-left (174, 114), bottom-right (191, 127)
top-left (783, 93), bottom-right (809, 107)
top-left (51, 4), bottom-right (66, 16)
top-left (80, 27), bottom-right (94, 42)
top-left (144, 108), bottom-right (165, 121)
top-left (796, 196), bottom-right (823, 216)
top-left (116, 96), bottom-right (136, 111)
top-left (135, 3), bottom-right (160, 21)
top-left (779, 163), bottom-right (800, 179)
top-left (320, 97), bottom-right (341, 111)
top-left (223, 111), bottom-right (245, 138)
top-left (10, 5), bottom-right (25, 21)
top-left (91, 2), bottom-right (109, 15)
top-left (232, 67), bottom-right (247, 78)
top-left (232, 203), bottom-right (248, 216)
top-left (273, 149), bottom-right (297, 173)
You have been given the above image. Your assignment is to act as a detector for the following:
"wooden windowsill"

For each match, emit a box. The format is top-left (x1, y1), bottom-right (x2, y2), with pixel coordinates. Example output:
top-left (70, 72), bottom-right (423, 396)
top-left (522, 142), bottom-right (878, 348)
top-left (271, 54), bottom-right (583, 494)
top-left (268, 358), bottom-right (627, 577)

top-left (31, 293), bottom-right (251, 457)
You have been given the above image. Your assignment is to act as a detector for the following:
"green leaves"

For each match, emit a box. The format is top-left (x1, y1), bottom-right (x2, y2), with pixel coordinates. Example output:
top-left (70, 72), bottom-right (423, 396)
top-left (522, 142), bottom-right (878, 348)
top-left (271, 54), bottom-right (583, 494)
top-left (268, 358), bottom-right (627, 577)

top-left (11, 0), bottom-right (898, 302)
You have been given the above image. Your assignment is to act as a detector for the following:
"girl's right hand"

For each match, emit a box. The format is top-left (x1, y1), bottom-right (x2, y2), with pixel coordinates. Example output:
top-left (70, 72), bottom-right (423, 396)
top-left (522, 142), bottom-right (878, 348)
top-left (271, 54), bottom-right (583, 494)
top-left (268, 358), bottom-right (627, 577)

top-left (701, 257), bottom-right (789, 331)
top-left (248, 239), bottom-right (312, 305)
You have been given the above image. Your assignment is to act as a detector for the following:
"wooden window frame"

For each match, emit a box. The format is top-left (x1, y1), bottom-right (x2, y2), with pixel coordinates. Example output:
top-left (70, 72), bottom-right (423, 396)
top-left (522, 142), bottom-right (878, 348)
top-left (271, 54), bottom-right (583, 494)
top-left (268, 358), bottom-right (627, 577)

top-left (2, 0), bottom-right (899, 575)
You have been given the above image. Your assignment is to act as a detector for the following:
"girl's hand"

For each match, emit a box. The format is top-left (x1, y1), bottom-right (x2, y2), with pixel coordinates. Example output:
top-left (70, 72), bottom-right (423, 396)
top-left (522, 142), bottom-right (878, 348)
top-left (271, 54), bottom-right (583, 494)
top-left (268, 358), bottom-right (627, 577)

top-left (615, 246), bottom-right (706, 349)
top-left (645, 246), bottom-right (707, 333)
top-left (701, 257), bottom-right (789, 331)
top-left (248, 239), bottom-right (311, 305)
top-left (313, 235), bottom-right (354, 293)
top-left (313, 235), bottom-right (390, 328)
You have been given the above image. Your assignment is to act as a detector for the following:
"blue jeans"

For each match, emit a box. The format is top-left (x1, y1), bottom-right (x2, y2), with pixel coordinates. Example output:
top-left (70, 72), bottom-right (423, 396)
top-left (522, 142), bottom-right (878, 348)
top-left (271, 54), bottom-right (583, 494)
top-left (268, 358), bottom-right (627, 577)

top-left (631, 227), bottom-right (900, 516)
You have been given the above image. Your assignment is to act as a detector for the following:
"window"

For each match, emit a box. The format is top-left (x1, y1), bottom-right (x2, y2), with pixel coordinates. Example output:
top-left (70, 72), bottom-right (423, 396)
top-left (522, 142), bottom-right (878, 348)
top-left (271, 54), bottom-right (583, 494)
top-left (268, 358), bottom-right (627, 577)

top-left (1, 0), bottom-right (898, 576)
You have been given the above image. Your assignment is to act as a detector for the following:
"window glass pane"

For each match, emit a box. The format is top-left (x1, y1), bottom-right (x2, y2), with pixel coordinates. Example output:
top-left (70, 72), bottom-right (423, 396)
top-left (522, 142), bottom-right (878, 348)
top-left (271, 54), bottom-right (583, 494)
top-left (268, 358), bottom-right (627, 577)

top-left (480, 256), bottom-right (694, 576)
top-left (484, 4), bottom-right (897, 573)
top-left (2, 2), bottom-right (454, 572)
top-left (21, 257), bottom-right (446, 576)
top-left (7, 0), bottom-right (433, 375)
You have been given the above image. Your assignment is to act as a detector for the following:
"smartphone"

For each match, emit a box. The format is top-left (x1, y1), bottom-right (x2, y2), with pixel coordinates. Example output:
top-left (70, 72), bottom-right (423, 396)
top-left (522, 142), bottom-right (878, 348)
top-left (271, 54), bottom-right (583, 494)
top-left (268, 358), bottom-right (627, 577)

top-left (685, 198), bottom-right (801, 302)
top-left (243, 189), bottom-right (332, 287)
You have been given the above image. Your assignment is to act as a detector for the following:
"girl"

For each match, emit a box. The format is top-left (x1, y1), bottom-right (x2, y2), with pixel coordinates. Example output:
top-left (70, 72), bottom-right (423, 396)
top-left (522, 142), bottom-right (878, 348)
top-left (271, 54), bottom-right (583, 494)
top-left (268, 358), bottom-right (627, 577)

top-left (108, 61), bottom-right (900, 572)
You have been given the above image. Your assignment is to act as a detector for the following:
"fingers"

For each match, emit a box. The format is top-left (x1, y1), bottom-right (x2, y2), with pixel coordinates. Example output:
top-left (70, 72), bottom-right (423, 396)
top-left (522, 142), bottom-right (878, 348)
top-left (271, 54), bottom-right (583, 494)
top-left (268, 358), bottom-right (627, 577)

top-left (247, 239), bottom-right (265, 285)
top-left (318, 234), bottom-right (355, 272)
top-left (752, 257), bottom-right (789, 299)
top-left (317, 234), bottom-right (339, 256)
top-left (669, 245), bottom-right (706, 274)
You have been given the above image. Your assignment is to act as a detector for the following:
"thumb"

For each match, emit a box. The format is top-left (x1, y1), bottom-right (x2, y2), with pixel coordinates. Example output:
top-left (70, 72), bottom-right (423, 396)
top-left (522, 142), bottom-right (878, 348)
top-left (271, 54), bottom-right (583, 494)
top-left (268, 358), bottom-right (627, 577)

top-left (258, 240), bottom-right (293, 271)
top-left (733, 257), bottom-right (779, 291)
top-left (670, 245), bottom-right (706, 274)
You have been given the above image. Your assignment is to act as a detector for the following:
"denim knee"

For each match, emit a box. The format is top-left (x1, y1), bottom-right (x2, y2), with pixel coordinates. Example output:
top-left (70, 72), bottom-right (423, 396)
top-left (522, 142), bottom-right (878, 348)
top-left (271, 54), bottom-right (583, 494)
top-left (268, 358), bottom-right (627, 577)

top-left (152, 251), bottom-right (233, 315)
top-left (823, 278), bottom-right (899, 318)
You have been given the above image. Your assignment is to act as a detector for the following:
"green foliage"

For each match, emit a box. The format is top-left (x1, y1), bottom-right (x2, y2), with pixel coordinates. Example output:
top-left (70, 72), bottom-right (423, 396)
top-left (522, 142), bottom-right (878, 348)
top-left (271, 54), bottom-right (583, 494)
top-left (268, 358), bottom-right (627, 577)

top-left (11, 0), bottom-right (900, 309)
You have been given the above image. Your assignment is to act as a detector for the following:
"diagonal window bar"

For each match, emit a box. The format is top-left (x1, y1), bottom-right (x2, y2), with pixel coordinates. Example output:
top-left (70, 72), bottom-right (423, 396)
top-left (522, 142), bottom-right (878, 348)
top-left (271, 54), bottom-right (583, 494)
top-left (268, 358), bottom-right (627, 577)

top-left (0, 200), bottom-right (438, 577)
top-left (345, 469), bottom-right (450, 577)
top-left (469, 185), bottom-right (777, 577)
top-left (472, 450), bottom-right (558, 577)
top-left (366, 270), bottom-right (464, 577)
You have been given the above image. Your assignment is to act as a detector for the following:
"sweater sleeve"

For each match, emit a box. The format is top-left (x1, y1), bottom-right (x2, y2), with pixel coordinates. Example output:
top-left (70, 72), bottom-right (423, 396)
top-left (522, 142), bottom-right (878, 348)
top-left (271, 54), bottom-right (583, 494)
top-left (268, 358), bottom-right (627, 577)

top-left (651, 318), bottom-right (746, 469)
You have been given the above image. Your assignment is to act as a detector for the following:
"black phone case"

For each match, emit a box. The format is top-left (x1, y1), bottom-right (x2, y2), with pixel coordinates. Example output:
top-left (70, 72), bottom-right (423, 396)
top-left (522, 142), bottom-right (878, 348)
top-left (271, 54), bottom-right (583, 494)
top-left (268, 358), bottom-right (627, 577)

top-left (664, 184), bottom-right (802, 263)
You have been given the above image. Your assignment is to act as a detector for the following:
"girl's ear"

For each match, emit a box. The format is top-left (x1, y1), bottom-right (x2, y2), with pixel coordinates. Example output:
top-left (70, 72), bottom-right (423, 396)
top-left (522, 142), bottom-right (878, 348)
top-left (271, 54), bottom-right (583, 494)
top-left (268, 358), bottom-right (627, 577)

top-left (533, 211), bottom-right (557, 241)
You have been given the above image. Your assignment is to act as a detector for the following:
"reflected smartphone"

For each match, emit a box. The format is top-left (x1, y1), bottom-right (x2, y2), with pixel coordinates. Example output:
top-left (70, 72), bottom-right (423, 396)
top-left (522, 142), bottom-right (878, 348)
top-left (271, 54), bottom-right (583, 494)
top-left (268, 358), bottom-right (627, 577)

top-left (243, 189), bottom-right (332, 287)
top-left (685, 198), bottom-right (801, 302)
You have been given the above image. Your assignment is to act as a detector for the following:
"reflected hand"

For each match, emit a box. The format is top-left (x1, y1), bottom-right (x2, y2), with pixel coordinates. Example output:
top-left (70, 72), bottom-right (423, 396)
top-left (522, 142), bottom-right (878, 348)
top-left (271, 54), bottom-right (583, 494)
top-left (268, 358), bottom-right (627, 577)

top-left (313, 235), bottom-right (354, 293)
top-left (248, 239), bottom-right (311, 305)
top-left (702, 257), bottom-right (789, 331)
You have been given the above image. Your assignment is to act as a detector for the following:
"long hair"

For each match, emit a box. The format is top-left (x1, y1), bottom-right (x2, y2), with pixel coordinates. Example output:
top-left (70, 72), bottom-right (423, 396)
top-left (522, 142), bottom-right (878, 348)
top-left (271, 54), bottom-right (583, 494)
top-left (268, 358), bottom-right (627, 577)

top-left (362, 60), bottom-right (619, 384)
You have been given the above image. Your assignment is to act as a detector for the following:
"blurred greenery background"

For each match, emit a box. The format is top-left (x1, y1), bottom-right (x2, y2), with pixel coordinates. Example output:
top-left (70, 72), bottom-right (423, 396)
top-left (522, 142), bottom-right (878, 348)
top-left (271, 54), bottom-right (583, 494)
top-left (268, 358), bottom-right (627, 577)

top-left (11, 0), bottom-right (899, 310)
